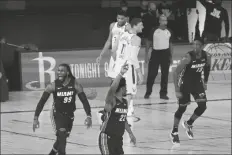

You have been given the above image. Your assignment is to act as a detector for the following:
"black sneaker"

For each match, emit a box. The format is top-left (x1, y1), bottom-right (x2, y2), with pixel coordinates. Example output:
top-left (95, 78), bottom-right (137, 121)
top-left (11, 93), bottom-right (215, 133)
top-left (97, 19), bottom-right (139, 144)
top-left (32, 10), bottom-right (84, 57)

top-left (144, 94), bottom-right (150, 99)
top-left (160, 95), bottom-right (169, 100)
top-left (182, 121), bottom-right (194, 139)
top-left (170, 132), bottom-right (180, 145)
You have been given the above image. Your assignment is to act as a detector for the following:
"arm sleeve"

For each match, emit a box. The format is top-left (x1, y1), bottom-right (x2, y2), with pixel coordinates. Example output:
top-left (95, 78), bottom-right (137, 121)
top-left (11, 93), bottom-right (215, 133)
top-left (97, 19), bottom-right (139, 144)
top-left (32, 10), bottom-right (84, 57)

top-left (78, 92), bottom-right (91, 116)
top-left (34, 92), bottom-right (50, 117)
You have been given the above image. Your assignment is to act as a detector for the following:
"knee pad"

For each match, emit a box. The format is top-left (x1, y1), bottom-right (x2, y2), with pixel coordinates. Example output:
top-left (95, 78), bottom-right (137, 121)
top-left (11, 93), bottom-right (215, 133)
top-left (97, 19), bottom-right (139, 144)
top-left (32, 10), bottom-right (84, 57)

top-left (175, 105), bottom-right (187, 119)
top-left (195, 102), bottom-right (207, 116)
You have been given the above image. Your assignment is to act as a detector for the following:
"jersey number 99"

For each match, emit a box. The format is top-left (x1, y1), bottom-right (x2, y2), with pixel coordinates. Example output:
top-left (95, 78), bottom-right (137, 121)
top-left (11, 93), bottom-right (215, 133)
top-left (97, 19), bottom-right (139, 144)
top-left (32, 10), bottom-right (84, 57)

top-left (64, 96), bottom-right (72, 103)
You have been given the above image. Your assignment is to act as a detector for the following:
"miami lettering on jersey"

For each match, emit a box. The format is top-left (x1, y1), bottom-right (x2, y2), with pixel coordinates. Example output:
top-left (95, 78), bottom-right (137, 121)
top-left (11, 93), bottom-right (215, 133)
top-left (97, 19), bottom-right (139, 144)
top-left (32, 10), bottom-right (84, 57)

top-left (57, 91), bottom-right (74, 97)
top-left (115, 108), bottom-right (128, 114)
top-left (191, 63), bottom-right (206, 68)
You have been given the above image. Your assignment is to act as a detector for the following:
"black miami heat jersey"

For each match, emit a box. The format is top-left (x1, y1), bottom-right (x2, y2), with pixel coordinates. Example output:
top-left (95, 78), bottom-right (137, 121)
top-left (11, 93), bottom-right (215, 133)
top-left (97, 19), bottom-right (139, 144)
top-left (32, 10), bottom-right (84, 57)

top-left (101, 97), bottom-right (128, 137)
top-left (203, 1), bottom-right (228, 36)
top-left (178, 51), bottom-right (207, 93)
top-left (53, 78), bottom-right (76, 114)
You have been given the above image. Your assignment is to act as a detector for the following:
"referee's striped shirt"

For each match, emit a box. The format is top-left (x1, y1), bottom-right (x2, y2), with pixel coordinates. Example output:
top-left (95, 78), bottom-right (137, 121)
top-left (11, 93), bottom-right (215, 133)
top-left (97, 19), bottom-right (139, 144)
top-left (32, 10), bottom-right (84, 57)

top-left (150, 27), bottom-right (173, 50)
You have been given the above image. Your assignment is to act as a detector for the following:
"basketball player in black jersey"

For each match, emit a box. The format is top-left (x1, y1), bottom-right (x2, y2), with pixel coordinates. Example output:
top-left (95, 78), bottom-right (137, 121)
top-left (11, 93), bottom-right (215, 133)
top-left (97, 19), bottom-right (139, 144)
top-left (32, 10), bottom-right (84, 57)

top-left (99, 62), bottom-right (136, 155)
top-left (170, 38), bottom-right (211, 145)
top-left (33, 63), bottom-right (93, 155)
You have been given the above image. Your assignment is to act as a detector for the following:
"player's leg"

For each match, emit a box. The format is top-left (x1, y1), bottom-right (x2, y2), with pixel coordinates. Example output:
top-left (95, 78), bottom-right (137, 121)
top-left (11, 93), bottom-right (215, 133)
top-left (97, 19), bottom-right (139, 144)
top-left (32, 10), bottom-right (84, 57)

top-left (170, 93), bottom-right (190, 144)
top-left (49, 108), bottom-right (59, 155)
top-left (51, 111), bottom-right (70, 155)
top-left (99, 132), bottom-right (111, 155)
top-left (182, 88), bottom-right (207, 139)
top-left (125, 65), bottom-right (137, 116)
top-left (115, 136), bottom-right (124, 155)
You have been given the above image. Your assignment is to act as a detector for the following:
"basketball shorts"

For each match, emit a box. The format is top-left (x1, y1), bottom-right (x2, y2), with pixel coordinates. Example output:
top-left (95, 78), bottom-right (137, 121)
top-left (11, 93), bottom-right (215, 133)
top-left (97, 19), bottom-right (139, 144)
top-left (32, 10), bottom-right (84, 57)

top-left (179, 84), bottom-right (207, 106)
top-left (99, 132), bottom-right (124, 155)
top-left (51, 108), bottom-right (74, 137)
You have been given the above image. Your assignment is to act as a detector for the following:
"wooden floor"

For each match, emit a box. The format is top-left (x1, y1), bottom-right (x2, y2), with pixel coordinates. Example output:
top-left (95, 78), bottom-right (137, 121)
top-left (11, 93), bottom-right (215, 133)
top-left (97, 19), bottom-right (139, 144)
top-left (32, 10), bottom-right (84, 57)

top-left (1, 82), bottom-right (231, 154)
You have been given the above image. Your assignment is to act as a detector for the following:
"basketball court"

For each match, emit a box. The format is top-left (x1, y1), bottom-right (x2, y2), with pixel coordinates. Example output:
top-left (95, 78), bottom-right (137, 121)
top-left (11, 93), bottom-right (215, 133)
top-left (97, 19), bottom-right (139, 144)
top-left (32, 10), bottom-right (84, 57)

top-left (1, 81), bottom-right (231, 154)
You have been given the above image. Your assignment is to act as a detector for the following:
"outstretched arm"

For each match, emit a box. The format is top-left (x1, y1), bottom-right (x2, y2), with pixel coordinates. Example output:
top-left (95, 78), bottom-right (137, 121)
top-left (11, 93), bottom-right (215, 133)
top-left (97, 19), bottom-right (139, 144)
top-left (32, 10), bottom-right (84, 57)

top-left (105, 63), bottom-right (128, 112)
top-left (173, 54), bottom-right (191, 92)
top-left (75, 80), bottom-right (91, 117)
top-left (34, 83), bottom-right (55, 119)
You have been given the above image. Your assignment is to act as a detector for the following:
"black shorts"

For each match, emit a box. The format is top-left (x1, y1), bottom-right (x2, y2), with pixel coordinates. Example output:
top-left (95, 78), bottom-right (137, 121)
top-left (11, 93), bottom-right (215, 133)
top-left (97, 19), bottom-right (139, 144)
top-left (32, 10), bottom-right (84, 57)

top-left (51, 109), bottom-right (74, 136)
top-left (99, 132), bottom-right (124, 155)
top-left (179, 84), bottom-right (207, 106)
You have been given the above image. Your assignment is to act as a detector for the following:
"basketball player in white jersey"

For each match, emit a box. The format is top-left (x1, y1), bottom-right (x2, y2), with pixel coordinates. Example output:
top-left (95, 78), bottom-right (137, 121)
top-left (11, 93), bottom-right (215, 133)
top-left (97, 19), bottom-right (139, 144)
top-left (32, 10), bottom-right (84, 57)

top-left (96, 10), bottom-right (129, 79)
top-left (113, 18), bottom-right (144, 116)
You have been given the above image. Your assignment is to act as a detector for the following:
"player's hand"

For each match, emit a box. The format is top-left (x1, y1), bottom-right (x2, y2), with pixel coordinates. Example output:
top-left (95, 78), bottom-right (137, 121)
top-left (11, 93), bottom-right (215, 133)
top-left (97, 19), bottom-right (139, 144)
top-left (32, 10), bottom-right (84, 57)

top-left (85, 116), bottom-right (92, 129)
top-left (120, 62), bottom-right (129, 75)
top-left (129, 133), bottom-right (136, 146)
top-left (96, 55), bottom-right (102, 64)
top-left (204, 83), bottom-right (207, 90)
top-left (33, 117), bottom-right (40, 132)
top-left (175, 91), bottom-right (183, 99)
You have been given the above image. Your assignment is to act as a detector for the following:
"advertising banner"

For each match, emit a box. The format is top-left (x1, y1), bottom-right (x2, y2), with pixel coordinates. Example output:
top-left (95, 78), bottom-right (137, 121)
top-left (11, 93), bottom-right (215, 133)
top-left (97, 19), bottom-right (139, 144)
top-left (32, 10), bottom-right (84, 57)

top-left (21, 43), bottom-right (231, 91)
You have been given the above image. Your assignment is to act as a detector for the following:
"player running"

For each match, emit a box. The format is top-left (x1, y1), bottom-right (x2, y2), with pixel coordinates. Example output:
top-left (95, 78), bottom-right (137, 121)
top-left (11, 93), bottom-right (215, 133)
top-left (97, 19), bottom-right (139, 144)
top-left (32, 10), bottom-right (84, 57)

top-left (33, 63), bottom-right (96, 155)
top-left (170, 38), bottom-right (211, 145)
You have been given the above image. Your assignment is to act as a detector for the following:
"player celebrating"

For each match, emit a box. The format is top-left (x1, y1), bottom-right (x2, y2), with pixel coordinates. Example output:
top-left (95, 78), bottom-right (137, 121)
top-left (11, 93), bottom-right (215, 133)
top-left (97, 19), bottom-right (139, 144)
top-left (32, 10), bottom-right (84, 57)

top-left (33, 63), bottom-right (96, 155)
top-left (96, 10), bottom-right (129, 79)
top-left (170, 38), bottom-right (211, 145)
top-left (99, 62), bottom-right (136, 155)
top-left (113, 18), bottom-right (144, 116)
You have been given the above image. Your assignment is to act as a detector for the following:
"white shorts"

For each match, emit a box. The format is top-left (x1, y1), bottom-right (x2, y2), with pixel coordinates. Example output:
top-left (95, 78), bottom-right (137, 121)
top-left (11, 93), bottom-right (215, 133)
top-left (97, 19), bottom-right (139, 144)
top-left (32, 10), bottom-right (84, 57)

top-left (113, 61), bottom-right (137, 95)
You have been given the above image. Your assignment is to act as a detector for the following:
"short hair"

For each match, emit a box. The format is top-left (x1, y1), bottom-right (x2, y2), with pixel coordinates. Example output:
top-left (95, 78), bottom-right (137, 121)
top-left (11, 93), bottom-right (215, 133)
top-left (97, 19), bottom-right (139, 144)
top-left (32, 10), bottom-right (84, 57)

top-left (117, 9), bottom-right (128, 17)
top-left (116, 78), bottom-right (126, 92)
top-left (130, 18), bottom-right (142, 27)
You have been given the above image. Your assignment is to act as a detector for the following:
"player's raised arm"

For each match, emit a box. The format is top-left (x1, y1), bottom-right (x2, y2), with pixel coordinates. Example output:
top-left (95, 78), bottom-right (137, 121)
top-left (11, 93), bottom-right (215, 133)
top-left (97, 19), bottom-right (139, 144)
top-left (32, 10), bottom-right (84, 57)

top-left (173, 54), bottom-right (191, 93)
top-left (96, 22), bottom-right (115, 63)
top-left (33, 82), bottom-right (55, 132)
top-left (105, 63), bottom-right (128, 112)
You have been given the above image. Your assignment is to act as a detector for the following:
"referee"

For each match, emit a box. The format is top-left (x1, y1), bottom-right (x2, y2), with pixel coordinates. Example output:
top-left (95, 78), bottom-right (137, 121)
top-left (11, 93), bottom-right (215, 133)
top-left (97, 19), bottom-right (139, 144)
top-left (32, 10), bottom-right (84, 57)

top-left (144, 15), bottom-right (173, 100)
